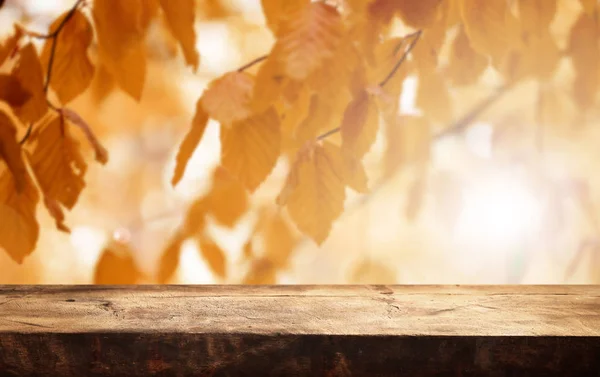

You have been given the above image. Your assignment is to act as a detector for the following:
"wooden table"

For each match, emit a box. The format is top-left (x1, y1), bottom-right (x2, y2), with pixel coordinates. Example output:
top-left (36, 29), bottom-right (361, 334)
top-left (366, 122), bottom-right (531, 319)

top-left (1, 285), bottom-right (599, 376)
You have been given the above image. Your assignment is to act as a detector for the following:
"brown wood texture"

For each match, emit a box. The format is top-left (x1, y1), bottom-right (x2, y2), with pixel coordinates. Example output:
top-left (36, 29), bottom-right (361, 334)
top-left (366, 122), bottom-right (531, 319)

top-left (0, 285), bottom-right (599, 376)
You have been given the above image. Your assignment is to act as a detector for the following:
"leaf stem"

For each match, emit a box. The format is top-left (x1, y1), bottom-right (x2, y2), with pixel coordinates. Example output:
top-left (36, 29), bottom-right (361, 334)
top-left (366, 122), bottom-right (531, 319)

top-left (379, 30), bottom-right (422, 88)
top-left (237, 55), bottom-right (268, 72)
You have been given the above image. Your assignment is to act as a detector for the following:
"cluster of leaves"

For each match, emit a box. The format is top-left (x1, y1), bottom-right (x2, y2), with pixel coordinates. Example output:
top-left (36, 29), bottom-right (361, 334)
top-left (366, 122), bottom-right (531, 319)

top-left (0, 0), bottom-right (199, 263)
top-left (1, 0), bottom-right (600, 283)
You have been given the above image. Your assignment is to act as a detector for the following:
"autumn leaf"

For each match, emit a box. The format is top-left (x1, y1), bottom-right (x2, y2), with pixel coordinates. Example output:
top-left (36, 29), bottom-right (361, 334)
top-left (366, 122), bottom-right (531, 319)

top-left (157, 231), bottom-right (184, 283)
top-left (94, 241), bottom-right (143, 284)
top-left (518, 0), bottom-right (557, 35)
top-left (446, 27), bottom-right (488, 86)
top-left (172, 100), bottom-right (209, 186)
top-left (251, 55), bottom-right (287, 113)
top-left (258, 208), bottom-right (297, 268)
top-left (274, 2), bottom-right (344, 80)
top-left (0, 25), bottom-right (22, 66)
top-left (41, 9), bottom-right (95, 104)
top-left (27, 114), bottom-right (86, 230)
top-left (201, 72), bottom-right (254, 125)
top-left (61, 108), bottom-right (109, 165)
top-left (0, 107), bottom-right (27, 192)
top-left (278, 141), bottom-right (346, 244)
top-left (460, 0), bottom-right (521, 60)
top-left (11, 43), bottom-right (48, 124)
top-left (93, 0), bottom-right (148, 100)
top-left (416, 70), bottom-right (453, 124)
top-left (579, 0), bottom-right (597, 15)
top-left (395, 0), bottom-right (442, 29)
top-left (220, 108), bottom-right (281, 192)
top-left (0, 75), bottom-right (31, 109)
top-left (341, 89), bottom-right (379, 164)
top-left (0, 164), bottom-right (39, 264)
top-left (159, 0), bottom-right (199, 71)
top-left (261, 0), bottom-right (309, 35)
top-left (203, 166), bottom-right (248, 227)
top-left (197, 236), bottom-right (227, 279)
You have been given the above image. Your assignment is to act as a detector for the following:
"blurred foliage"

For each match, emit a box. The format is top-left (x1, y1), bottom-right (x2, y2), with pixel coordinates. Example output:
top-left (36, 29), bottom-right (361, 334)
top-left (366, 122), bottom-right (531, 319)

top-left (0, 0), bottom-right (599, 284)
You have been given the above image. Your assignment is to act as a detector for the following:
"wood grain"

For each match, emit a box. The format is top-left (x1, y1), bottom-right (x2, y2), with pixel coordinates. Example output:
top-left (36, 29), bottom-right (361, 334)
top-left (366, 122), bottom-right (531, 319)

top-left (0, 285), bottom-right (599, 376)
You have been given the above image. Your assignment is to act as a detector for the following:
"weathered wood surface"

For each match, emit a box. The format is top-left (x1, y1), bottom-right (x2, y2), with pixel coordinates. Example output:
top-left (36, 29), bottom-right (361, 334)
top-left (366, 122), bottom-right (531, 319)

top-left (0, 285), bottom-right (599, 376)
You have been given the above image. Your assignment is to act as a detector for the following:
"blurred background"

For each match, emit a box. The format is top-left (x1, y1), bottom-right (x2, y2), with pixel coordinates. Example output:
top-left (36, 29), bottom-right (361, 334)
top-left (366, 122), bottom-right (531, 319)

top-left (1, 0), bottom-right (599, 284)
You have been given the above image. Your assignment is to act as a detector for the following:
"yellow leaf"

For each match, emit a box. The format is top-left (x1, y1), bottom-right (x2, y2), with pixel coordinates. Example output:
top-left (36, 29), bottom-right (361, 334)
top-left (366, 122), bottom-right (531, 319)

top-left (518, 0), bottom-right (557, 35)
top-left (243, 257), bottom-right (277, 284)
top-left (0, 25), bottom-right (22, 66)
top-left (258, 208), bottom-right (297, 268)
top-left (42, 195), bottom-right (70, 233)
top-left (94, 241), bottom-right (143, 284)
top-left (498, 31), bottom-right (560, 81)
top-left (446, 26), bottom-right (488, 86)
top-left (27, 114), bottom-right (86, 216)
top-left (395, 0), bottom-right (442, 29)
top-left (579, 0), bottom-right (597, 15)
top-left (197, 236), bottom-right (227, 279)
top-left (172, 100), bottom-right (209, 186)
top-left (261, 0), bottom-right (309, 35)
top-left (157, 231), bottom-right (184, 283)
top-left (274, 2), bottom-right (344, 80)
top-left (0, 107), bottom-right (27, 192)
top-left (350, 258), bottom-right (397, 283)
top-left (204, 166), bottom-right (248, 227)
top-left (251, 55), bottom-right (286, 113)
top-left (384, 116), bottom-right (431, 177)
top-left (41, 10), bottom-right (95, 104)
top-left (460, 0), bottom-right (520, 60)
top-left (11, 43), bottom-right (48, 124)
top-left (341, 89), bottom-right (379, 163)
top-left (0, 164), bottom-right (39, 264)
top-left (322, 142), bottom-right (369, 194)
top-left (295, 94), bottom-right (338, 145)
top-left (0, 74), bottom-right (31, 109)
top-left (416, 70), bottom-right (453, 124)
top-left (278, 141), bottom-right (346, 244)
top-left (61, 108), bottom-right (109, 165)
top-left (201, 72), bottom-right (254, 125)
top-left (568, 13), bottom-right (599, 78)
top-left (220, 108), bottom-right (281, 192)
top-left (93, 0), bottom-right (147, 100)
top-left (412, 23), bottom-right (447, 74)
top-left (159, 0), bottom-right (199, 71)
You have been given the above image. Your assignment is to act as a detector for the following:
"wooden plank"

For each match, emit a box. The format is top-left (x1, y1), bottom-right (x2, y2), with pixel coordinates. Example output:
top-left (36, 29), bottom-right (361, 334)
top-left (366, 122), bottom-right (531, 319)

top-left (0, 285), bottom-right (599, 376)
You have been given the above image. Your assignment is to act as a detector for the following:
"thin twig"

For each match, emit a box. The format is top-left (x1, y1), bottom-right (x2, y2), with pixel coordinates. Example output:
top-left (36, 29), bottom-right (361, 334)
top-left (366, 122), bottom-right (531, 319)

top-left (380, 30), bottom-right (422, 88)
top-left (237, 55), bottom-right (268, 72)
top-left (317, 127), bottom-right (340, 140)
top-left (19, 124), bottom-right (33, 145)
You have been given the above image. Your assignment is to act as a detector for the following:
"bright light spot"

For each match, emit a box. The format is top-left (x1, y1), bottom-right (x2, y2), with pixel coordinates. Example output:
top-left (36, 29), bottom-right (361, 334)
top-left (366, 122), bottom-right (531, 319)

top-left (113, 228), bottom-right (131, 243)
top-left (178, 240), bottom-right (215, 284)
top-left (399, 76), bottom-right (420, 116)
top-left (70, 226), bottom-right (107, 268)
top-left (196, 23), bottom-right (239, 74)
top-left (455, 174), bottom-right (541, 247)
top-left (465, 122), bottom-right (493, 159)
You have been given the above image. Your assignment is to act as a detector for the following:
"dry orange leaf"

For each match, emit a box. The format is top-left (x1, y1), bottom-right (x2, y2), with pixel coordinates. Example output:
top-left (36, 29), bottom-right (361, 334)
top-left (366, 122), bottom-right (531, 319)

top-left (446, 27), bottom-right (488, 86)
top-left (416, 70), bottom-right (453, 124)
top-left (204, 166), bottom-right (248, 227)
top-left (274, 2), bottom-right (344, 80)
top-left (0, 163), bottom-right (39, 264)
top-left (395, 0), bottom-right (442, 29)
top-left (0, 108), bottom-right (27, 192)
top-left (27, 114), bottom-right (86, 230)
top-left (41, 9), bottom-right (95, 104)
top-left (11, 43), bottom-right (48, 124)
top-left (460, 0), bottom-right (520, 60)
top-left (159, 0), bottom-right (199, 71)
top-left (172, 100), bottom-right (209, 186)
top-left (579, 0), bottom-right (597, 15)
top-left (94, 241), bottom-right (143, 284)
top-left (0, 25), bottom-right (22, 66)
top-left (197, 236), bottom-right (227, 279)
top-left (341, 89), bottom-right (379, 163)
top-left (93, 0), bottom-right (148, 100)
top-left (518, 0), bottom-right (557, 35)
top-left (261, 0), bottom-right (309, 36)
top-left (278, 141), bottom-right (346, 244)
top-left (201, 72), bottom-right (254, 125)
top-left (220, 108), bottom-right (281, 192)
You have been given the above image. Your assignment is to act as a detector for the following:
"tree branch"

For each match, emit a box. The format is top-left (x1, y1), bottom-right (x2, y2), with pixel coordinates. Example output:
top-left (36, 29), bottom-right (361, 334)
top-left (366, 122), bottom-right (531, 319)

top-left (237, 55), bottom-right (268, 72)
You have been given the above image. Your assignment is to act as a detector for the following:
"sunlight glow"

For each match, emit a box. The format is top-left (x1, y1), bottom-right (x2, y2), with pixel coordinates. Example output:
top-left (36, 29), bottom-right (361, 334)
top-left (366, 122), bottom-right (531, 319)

top-left (455, 174), bottom-right (541, 246)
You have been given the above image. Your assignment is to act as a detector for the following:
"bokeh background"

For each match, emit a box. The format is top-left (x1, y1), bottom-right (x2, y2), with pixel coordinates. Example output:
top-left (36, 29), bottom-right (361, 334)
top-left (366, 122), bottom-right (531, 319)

top-left (1, 0), bottom-right (599, 284)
